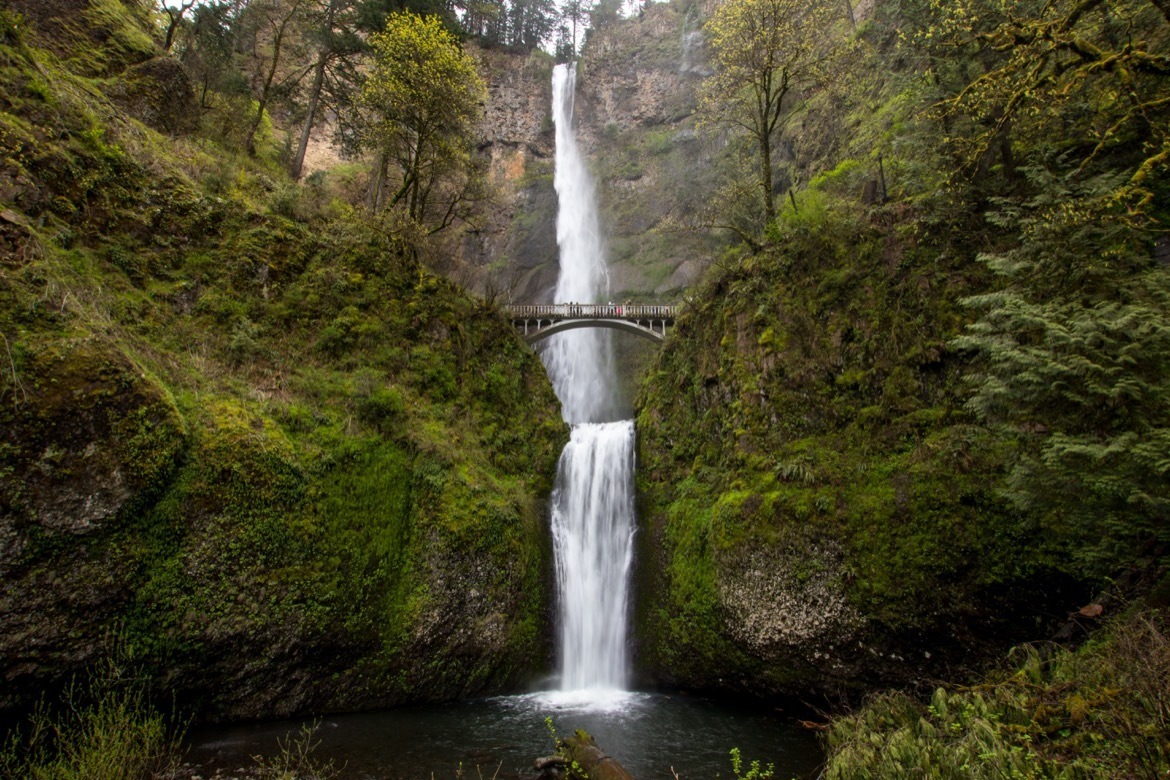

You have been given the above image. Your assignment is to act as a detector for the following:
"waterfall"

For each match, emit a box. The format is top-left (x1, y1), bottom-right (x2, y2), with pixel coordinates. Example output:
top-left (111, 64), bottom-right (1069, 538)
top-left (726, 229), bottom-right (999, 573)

top-left (550, 420), bottom-right (636, 691)
top-left (542, 63), bottom-right (636, 697)
top-left (544, 62), bottom-right (621, 424)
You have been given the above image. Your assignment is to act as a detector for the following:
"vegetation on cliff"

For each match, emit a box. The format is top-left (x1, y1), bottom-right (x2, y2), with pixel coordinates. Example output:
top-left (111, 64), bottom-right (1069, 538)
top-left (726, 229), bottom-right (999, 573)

top-left (3, 0), bottom-right (1168, 773)
top-left (633, 0), bottom-right (1170, 753)
top-left (0, 0), bottom-right (566, 728)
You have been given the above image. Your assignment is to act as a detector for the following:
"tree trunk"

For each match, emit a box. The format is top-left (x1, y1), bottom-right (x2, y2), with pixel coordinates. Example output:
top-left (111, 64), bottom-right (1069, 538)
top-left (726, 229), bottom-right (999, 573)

top-left (760, 131), bottom-right (775, 227)
top-left (291, 0), bottom-right (336, 179)
top-left (245, 1), bottom-right (300, 157)
top-left (291, 48), bottom-right (327, 178)
top-left (368, 152), bottom-right (387, 210)
top-left (163, 1), bottom-right (194, 51)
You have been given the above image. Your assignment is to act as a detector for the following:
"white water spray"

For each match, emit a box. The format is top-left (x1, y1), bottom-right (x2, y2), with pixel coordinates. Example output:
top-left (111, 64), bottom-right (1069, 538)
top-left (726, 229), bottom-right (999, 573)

top-left (544, 63), bottom-right (621, 424)
top-left (542, 63), bottom-right (636, 699)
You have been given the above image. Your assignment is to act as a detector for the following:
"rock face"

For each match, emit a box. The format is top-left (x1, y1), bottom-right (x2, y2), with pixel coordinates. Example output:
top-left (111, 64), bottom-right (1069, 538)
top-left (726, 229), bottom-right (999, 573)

top-left (0, 4), bottom-right (568, 722)
top-left (470, 1), bottom-right (714, 302)
top-left (8, 0), bottom-right (157, 75)
top-left (576, 4), bottom-right (708, 149)
top-left (109, 56), bottom-right (199, 134)
top-left (717, 545), bottom-right (862, 663)
top-left (0, 340), bottom-right (183, 555)
top-left (0, 338), bottom-right (186, 709)
top-left (0, 320), bottom-right (563, 721)
top-left (572, 3), bottom-right (712, 299)
top-left (464, 48), bottom-right (559, 302)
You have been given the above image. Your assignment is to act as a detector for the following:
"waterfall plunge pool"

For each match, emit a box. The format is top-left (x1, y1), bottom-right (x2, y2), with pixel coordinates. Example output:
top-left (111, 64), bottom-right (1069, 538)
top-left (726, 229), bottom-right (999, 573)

top-left (185, 691), bottom-right (824, 779)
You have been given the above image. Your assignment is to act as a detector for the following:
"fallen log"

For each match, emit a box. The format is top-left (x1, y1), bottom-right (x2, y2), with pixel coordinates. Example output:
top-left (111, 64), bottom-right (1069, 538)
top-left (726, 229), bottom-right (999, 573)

top-left (557, 730), bottom-right (635, 780)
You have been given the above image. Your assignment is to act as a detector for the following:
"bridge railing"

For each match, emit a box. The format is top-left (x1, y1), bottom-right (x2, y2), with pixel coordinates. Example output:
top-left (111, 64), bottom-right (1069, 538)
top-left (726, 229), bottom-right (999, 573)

top-left (504, 303), bottom-right (676, 320)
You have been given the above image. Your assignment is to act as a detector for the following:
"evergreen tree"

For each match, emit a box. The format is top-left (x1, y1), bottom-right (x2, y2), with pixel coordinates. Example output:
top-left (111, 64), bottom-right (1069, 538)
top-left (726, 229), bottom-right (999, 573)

top-left (175, 1), bottom-right (248, 109)
top-left (939, 0), bottom-right (1170, 572)
top-left (956, 165), bottom-right (1170, 572)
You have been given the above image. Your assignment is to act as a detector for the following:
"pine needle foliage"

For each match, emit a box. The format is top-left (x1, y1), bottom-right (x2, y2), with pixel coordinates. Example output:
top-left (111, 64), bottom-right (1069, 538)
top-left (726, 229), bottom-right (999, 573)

top-left (955, 163), bottom-right (1170, 572)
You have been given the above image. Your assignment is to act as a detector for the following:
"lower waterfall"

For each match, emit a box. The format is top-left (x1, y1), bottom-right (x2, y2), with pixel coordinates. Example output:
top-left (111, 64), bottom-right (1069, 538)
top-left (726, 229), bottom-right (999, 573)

top-left (550, 421), bottom-right (636, 692)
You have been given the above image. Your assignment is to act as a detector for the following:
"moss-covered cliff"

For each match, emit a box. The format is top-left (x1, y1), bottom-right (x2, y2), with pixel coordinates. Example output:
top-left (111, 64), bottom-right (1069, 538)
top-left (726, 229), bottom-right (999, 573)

top-left (627, 0), bottom-right (1167, 697)
top-left (0, 0), bottom-right (566, 721)
top-left (633, 196), bottom-right (1086, 697)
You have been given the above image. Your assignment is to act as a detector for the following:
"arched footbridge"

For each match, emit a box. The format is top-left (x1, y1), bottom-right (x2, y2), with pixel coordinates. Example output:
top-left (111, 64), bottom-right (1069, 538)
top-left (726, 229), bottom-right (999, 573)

top-left (505, 304), bottom-right (677, 344)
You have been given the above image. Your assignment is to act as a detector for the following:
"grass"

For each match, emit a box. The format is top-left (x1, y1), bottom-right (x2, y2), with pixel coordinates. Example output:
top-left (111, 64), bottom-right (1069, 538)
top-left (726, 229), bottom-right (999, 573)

top-left (251, 720), bottom-right (342, 780)
top-left (0, 658), bottom-right (185, 780)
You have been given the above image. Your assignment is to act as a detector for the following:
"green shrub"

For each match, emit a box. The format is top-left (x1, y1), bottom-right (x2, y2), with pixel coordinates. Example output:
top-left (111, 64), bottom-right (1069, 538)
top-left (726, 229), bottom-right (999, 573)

top-left (824, 609), bottom-right (1170, 779)
top-left (0, 658), bottom-right (184, 780)
top-left (408, 346), bottom-right (456, 401)
top-left (227, 316), bottom-right (264, 365)
top-left (358, 385), bottom-right (406, 433)
top-left (251, 721), bottom-right (340, 780)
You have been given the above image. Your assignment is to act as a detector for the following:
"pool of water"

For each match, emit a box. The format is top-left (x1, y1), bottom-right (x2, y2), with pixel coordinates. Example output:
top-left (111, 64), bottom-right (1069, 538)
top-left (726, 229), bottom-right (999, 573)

top-left (187, 690), bottom-right (824, 779)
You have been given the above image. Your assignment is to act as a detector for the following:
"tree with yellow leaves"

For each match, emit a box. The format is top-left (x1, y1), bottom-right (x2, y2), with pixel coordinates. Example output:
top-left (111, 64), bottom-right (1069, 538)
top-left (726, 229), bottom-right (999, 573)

top-left (359, 12), bottom-right (486, 233)
top-left (698, 0), bottom-right (842, 231)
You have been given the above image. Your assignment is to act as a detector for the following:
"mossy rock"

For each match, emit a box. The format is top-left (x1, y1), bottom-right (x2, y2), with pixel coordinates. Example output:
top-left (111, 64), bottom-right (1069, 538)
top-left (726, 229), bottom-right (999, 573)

top-left (0, 333), bottom-right (185, 567)
top-left (107, 56), bottom-right (198, 135)
top-left (0, 333), bottom-right (185, 708)
top-left (633, 203), bottom-right (1086, 699)
top-left (0, 5), bottom-right (567, 723)
top-left (8, 0), bottom-right (156, 76)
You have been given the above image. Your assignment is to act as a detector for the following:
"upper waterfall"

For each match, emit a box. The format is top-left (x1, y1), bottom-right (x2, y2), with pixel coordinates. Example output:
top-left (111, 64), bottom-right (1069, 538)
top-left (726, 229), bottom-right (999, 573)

top-left (542, 63), bottom-right (622, 424)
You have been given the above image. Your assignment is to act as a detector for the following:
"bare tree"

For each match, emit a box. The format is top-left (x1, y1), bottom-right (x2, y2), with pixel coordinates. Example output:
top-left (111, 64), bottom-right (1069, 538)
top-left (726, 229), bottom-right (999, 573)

top-left (159, 0), bottom-right (197, 50)
top-left (242, 0), bottom-right (308, 156)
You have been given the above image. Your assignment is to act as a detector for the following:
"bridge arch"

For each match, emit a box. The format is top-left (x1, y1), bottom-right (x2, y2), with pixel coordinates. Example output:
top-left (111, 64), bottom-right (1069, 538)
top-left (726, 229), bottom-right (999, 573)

top-left (522, 318), bottom-right (664, 344)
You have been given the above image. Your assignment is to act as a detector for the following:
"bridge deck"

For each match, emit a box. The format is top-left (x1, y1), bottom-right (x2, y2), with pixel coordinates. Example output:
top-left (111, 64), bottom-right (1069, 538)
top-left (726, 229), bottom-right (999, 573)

top-left (505, 304), bottom-right (676, 320)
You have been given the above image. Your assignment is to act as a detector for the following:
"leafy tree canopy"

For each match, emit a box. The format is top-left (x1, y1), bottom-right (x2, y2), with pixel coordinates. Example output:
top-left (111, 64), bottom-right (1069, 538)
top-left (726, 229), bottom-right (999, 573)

top-left (698, 0), bottom-right (844, 231)
top-left (359, 11), bottom-right (487, 232)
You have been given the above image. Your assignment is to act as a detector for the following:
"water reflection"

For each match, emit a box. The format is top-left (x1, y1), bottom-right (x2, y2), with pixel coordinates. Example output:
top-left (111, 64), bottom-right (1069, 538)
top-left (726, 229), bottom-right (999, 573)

top-left (187, 692), bottom-right (823, 780)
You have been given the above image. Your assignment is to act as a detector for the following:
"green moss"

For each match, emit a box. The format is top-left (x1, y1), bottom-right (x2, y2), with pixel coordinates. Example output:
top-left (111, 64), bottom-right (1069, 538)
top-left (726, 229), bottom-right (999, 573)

top-left (80, 0), bottom-right (155, 68)
top-left (634, 191), bottom-right (1081, 695)
top-left (0, 9), bottom-right (567, 720)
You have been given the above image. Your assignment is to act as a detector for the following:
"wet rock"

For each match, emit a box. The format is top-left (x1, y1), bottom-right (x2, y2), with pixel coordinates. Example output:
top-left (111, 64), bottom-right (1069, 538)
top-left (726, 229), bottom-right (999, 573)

top-left (717, 543), bottom-right (863, 660)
